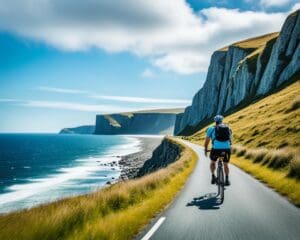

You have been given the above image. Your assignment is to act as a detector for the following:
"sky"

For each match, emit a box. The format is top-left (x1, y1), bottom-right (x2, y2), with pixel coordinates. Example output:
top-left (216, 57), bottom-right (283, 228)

top-left (0, 0), bottom-right (299, 133)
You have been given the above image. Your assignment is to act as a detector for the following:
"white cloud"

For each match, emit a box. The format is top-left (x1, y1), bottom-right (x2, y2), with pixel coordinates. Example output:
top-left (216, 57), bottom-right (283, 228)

top-left (260, 0), bottom-right (291, 7)
top-left (34, 86), bottom-right (191, 105)
top-left (291, 3), bottom-right (300, 11)
top-left (153, 52), bottom-right (208, 74)
top-left (23, 100), bottom-right (121, 112)
top-left (37, 86), bottom-right (88, 94)
top-left (141, 68), bottom-right (155, 78)
top-left (0, 98), bottom-right (17, 102)
top-left (0, 98), bottom-right (189, 112)
top-left (91, 95), bottom-right (191, 104)
top-left (0, 98), bottom-right (129, 112)
top-left (0, 1), bottom-right (289, 74)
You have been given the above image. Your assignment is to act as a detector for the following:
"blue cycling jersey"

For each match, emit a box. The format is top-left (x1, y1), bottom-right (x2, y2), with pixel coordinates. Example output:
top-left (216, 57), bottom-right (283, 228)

top-left (206, 125), bottom-right (231, 149)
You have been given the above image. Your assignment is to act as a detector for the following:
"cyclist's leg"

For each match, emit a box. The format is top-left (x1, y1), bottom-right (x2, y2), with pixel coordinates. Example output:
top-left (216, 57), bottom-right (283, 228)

top-left (224, 162), bottom-right (229, 176)
top-left (209, 150), bottom-right (217, 184)
top-left (210, 161), bottom-right (216, 174)
top-left (224, 150), bottom-right (231, 185)
top-left (209, 150), bottom-right (217, 175)
top-left (223, 149), bottom-right (231, 176)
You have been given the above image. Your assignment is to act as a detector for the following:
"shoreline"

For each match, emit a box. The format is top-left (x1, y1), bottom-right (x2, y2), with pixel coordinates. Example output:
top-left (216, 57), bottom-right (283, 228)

top-left (0, 137), bottom-right (197, 240)
top-left (118, 136), bottom-right (164, 180)
top-left (0, 135), bottom-right (164, 214)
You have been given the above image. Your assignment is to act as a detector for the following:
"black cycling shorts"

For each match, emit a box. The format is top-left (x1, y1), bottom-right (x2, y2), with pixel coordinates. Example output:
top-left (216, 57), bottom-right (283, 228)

top-left (210, 149), bottom-right (231, 163)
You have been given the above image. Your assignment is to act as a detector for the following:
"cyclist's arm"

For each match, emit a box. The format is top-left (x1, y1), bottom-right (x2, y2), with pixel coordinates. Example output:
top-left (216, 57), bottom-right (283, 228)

top-left (204, 127), bottom-right (213, 156)
top-left (204, 137), bottom-right (210, 155)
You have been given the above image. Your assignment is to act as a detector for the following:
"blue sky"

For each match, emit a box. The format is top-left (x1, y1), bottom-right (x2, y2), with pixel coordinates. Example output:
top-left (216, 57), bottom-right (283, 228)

top-left (0, 0), bottom-right (299, 132)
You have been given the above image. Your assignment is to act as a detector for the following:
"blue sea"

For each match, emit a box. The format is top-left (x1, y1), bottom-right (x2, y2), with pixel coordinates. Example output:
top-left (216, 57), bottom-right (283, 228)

top-left (0, 134), bottom-right (141, 213)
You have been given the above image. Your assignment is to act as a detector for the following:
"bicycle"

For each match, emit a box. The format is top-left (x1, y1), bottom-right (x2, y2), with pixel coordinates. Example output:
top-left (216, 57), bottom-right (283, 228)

top-left (207, 150), bottom-right (227, 204)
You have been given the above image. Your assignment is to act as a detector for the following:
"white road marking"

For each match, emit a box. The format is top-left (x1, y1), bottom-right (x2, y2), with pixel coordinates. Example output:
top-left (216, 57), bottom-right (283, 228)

top-left (141, 217), bottom-right (166, 240)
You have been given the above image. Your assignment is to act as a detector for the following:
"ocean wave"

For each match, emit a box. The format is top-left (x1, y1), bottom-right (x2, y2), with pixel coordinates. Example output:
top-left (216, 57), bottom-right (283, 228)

top-left (0, 136), bottom-right (142, 213)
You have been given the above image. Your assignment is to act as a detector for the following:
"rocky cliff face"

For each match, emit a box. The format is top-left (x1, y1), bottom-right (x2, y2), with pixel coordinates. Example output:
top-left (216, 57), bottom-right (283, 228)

top-left (95, 110), bottom-right (183, 135)
top-left (175, 10), bottom-right (300, 136)
top-left (137, 138), bottom-right (181, 177)
top-left (59, 125), bottom-right (95, 134)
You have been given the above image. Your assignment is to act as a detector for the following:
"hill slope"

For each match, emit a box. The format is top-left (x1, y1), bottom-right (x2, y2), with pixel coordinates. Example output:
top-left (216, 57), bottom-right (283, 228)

top-left (175, 9), bottom-right (300, 135)
top-left (94, 108), bottom-right (184, 135)
top-left (186, 79), bottom-right (300, 204)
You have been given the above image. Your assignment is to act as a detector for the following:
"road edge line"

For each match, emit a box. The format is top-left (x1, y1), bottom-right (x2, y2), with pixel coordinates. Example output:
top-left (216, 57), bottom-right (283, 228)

top-left (141, 217), bottom-right (166, 240)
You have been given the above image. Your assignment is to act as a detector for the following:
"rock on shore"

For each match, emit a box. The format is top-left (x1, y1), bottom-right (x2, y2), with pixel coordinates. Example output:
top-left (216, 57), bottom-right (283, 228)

top-left (118, 137), bottom-right (163, 180)
top-left (137, 138), bottom-right (182, 177)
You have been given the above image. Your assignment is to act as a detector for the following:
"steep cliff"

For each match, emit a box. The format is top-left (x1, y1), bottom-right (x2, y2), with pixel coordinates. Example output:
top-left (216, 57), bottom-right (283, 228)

top-left (59, 125), bottom-right (95, 134)
top-left (137, 138), bottom-right (182, 177)
top-left (95, 108), bottom-right (183, 135)
top-left (175, 9), bottom-right (300, 136)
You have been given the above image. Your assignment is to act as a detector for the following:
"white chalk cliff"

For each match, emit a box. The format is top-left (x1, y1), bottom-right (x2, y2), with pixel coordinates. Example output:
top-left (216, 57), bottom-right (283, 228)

top-left (175, 10), bottom-right (300, 135)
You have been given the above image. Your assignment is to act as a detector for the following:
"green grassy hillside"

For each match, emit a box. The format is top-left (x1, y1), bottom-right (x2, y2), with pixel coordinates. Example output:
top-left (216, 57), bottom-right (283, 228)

top-left (111, 107), bottom-right (184, 117)
top-left (219, 32), bottom-right (279, 52)
top-left (0, 138), bottom-right (197, 240)
top-left (185, 80), bottom-right (300, 205)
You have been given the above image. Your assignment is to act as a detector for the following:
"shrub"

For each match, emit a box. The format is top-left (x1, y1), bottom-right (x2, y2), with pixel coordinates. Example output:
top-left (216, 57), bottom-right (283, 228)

top-left (244, 138), bottom-right (254, 144)
top-left (232, 145), bottom-right (247, 156)
top-left (264, 150), bottom-right (293, 169)
top-left (277, 141), bottom-right (289, 149)
top-left (244, 149), bottom-right (254, 159)
top-left (261, 127), bottom-right (270, 133)
top-left (244, 148), bottom-right (268, 163)
top-left (289, 154), bottom-right (300, 178)
top-left (286, 127), bottom-right (299, 133)
top-left (285, 96), bottom-right (300, 113)
top-left (251, 129), bottom-right (260, 137)
top-left (256, 141), bottom-right (270, 147)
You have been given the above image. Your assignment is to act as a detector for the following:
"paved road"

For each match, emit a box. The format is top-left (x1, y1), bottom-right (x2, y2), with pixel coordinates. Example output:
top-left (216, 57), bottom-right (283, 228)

top-left (138, 140), bottom-right (300, 240)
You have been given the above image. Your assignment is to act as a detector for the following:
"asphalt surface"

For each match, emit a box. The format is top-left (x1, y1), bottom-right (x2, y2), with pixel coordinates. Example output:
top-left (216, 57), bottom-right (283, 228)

top-left (138, 140), bottom-right (300, 240)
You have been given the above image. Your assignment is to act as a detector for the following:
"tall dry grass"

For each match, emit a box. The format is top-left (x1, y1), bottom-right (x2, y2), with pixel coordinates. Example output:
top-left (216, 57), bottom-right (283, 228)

top-left (244, 148), bottom-right (268, 163)
top-left (0, 138), bottom-right (197, 240)
top-left (231, 155), bottom-right (300, 206)
top-left (232, 145), bottom-right (296, 173)
top-left (290, 154), bottom-right (300, 178)
top-left (231, 144), bottom-right (300, 205)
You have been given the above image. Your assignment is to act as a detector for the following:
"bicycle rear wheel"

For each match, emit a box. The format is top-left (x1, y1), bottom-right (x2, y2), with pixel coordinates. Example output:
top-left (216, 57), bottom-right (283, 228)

top-left (217, 166), bottom-right (225, 203)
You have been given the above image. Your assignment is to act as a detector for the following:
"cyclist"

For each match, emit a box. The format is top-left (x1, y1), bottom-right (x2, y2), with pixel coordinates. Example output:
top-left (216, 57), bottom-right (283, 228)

top-left (204, 115), bottom-right (232, 186)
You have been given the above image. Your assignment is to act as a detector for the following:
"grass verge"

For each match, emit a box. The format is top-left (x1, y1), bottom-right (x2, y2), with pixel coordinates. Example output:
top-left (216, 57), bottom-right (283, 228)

top-left (231, 155), bottom-right (300, 206)
top-left (0, 137), bottom-right (197, 240)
